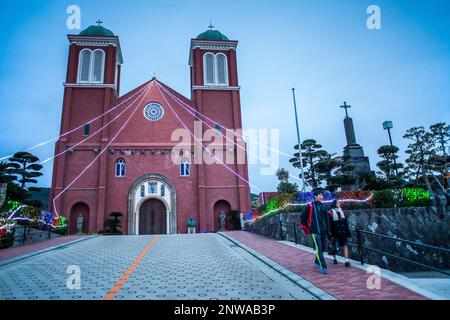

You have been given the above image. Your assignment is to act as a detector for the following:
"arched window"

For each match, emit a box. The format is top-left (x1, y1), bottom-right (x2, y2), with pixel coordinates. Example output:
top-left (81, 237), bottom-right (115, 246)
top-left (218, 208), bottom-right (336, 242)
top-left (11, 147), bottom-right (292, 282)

top-left (149, 182), bottom-right (157, 194)
top-left (204, 53), bottom-right (215, 84)
top-left (77, 49), bottom-right (105, 83)
top-left (216, 54), bottom-right (228, 85)
top-left (92, 50), bottom-right (105, 83)
top-left (115, 159), bottom-right (126, 177)
top-left (83, 124), bottom-right (90, 136)
top-left (79, 50), bottom-right (92, 82)
top-left (180, 159), bottom-right (190, 177)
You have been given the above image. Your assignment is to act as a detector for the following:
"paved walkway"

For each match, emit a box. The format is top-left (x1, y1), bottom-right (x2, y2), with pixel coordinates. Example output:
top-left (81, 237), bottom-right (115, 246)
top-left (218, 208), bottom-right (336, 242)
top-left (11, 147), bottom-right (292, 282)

top-left (0, 234), bottom-right (315, 300)
top-left (225, 231), bottom-right (428, 300)
top-left (0, 236), bottom-right (81, 262)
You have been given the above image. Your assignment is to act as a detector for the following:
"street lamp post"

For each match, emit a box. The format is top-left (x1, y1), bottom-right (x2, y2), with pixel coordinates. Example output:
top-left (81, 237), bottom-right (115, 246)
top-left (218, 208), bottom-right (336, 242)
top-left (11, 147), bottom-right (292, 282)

top-left (383, 121), bottom-right (398, 175)
top-left (383, 121), bottom-right (394, 146)
top-left (292, 88), bottom-right (306, 191)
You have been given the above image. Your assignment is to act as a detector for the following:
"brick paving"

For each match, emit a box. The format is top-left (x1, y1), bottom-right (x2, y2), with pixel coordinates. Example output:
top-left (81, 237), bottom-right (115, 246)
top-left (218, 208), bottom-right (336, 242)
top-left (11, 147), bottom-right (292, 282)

top-left (225, 231), bottom-right (428, 300)
top-left (0, 236), bottom-right (81, 262)
top-left (0, 234), bottom-right (314, 300)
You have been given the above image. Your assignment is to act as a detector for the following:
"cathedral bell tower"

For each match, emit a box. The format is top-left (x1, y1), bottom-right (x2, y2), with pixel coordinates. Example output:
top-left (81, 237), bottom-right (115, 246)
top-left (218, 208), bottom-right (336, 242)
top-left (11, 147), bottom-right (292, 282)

top-left (189, 24), bottom-right (250, 232)
top-left (50, 22), bottom-right (123, 232)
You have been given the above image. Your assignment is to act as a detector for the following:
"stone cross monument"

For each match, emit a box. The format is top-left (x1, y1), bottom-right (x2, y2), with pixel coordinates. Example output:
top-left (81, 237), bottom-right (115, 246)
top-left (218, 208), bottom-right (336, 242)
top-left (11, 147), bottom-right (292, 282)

top-left (340, 102), bottom-right (371, 189)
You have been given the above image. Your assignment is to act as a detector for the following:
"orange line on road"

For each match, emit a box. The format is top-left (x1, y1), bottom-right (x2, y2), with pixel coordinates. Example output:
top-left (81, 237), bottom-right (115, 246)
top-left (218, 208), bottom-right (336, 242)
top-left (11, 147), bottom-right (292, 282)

top-left (103, 236), bottom-right (159, 300)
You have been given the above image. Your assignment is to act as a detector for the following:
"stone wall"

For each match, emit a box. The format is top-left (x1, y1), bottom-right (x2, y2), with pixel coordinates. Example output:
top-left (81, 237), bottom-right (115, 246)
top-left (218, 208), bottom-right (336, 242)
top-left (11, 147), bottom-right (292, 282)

top-left (245, 207), bottom-right (450, 272)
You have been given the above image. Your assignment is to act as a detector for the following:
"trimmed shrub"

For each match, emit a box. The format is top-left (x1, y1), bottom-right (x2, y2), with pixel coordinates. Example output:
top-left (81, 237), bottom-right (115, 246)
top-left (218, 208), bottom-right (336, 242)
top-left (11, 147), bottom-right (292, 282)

top-left (372, 189), bottom-right (396, 208)
top-left (396, 188), bottom-right (431, 207)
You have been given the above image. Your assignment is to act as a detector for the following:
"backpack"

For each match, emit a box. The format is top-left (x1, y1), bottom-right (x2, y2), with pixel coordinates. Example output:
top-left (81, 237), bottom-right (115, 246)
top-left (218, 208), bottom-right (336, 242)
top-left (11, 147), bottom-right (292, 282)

top-left (300, 203), bottom-right (314, 235)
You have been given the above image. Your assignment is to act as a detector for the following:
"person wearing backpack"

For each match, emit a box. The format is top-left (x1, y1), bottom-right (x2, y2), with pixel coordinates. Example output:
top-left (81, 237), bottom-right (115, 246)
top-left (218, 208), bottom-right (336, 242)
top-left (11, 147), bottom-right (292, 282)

top-left (300, 188), bottom-right (332, 274)
top-left (329, 200), bottom-right (352, 267)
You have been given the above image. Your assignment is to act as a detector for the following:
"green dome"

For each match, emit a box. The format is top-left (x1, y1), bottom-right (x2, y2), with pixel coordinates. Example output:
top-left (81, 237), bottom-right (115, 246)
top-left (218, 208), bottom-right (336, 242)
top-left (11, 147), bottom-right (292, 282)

top-left (196, 29), bottom-right (229, 41)
top-left (79, 25), bottom-right (114, 37)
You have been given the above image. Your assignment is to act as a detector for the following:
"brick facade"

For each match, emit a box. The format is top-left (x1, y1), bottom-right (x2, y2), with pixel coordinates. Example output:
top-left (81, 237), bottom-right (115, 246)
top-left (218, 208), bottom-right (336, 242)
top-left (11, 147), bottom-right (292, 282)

top-left (50, 31), bottom-right (251, 234)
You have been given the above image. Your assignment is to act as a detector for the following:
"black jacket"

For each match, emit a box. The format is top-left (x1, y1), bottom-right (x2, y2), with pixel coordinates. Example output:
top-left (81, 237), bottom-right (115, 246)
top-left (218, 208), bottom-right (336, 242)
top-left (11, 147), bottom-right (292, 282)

top-left (329, 209), bottom-right (351, 240)
top-left (301, 201), bottom-right (331, 237)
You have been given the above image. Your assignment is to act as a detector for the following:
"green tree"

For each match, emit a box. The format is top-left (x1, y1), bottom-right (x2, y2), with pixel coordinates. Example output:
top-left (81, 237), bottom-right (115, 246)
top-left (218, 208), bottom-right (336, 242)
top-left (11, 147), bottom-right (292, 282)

top-left (0, 162), bottom-right (17, 184)
top-left (376, 145), bottom-right (404, 188)
top-left (315, 154), bottom-right (356, 191)
top-left (430, 122), bottom-right (450, 157)
top-left (356, 171), bottom-right (388, 190)
top-left (8, 152), bottom-right (43, 190)
top-left (403, 127), bottom-right (436, 205)
top-left (275, 168), bottom-right (298, 194)
top-left (290, 139), bottom-right (327, 188)
top-left (7, 152), bottom-right (44, 207)
top-left (429, 122), bottom-right (449, 188)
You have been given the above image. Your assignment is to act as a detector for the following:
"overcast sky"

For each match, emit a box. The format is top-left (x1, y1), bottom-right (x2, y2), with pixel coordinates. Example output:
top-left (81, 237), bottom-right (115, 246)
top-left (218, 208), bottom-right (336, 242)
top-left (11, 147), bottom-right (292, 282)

top-left (0, 0), bottom-right (449, 194)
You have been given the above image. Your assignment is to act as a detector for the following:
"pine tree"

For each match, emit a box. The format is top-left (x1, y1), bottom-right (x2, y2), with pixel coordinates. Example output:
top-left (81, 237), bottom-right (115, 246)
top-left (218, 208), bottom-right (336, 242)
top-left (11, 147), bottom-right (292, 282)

top-left (290, 139), bottom-right (327, 188)
top-left (429, 122), bottom-right (449, 188)
top-left (7, 152), bottom-right (43, 207)
top-left (0, 162), bottom-right (16, 184)
top-left (376, 145), bottom-right (404, 188)
top-left (275, 168), bottom-right (298, 194)
top-left (403, 127), bottom-right (436, 205)
top-left (8, 152), bottom-right (43, 190)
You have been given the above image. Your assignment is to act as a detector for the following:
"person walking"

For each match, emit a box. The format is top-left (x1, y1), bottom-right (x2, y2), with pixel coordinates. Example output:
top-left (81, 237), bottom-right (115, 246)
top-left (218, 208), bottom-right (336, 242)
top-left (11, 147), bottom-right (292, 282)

top-left (300, 188), bottom-right (332, 274)
top-left (329, 200), bottom-right (351, 267)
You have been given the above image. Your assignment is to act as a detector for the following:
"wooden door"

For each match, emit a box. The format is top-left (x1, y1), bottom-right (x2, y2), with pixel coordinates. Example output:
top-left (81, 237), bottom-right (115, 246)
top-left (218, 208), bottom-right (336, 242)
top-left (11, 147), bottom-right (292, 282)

top-left (139, 199), bottom-right (166, 235)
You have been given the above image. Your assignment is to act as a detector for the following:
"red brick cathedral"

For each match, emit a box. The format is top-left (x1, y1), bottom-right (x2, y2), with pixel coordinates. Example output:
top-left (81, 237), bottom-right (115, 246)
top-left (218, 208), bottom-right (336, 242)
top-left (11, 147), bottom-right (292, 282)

top-left (50, 24), bottom-right (251, 235)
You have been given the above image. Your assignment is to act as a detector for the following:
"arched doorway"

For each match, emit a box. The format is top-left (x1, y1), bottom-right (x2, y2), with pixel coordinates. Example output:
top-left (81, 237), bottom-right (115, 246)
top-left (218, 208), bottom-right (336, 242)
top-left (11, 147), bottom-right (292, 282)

top-left (139, 199), bottom-right (167, 235)
top-left (213, 200), bottom-right (231, 231)
top-left (69, 202), bottom-right (89, 235)
top-left (128, 173), bottom-right (177, 235)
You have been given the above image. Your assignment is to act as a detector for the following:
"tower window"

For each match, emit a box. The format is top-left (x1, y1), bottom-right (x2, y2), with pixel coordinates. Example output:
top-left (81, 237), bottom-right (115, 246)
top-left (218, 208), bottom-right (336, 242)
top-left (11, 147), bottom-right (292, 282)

top-left (204, 53), bottom-right (215, 84)
top-left (92, 50), bottom-right (105, 82)
top-left (203, 52), bottom-right (228, 86)
top-left (77, 49), bottom-right (105, 83)
top-left (160, 184), bottom-right (165, 197)
top-left (140, 185), bottom-right (145, 197)
top-left (216, 54), bottom-right (227, 85)
top-left (83, 124), bottom-right (90, 136)
top-left (180, 159), bottom-right (190, 177)
top-left (115, 158), bottom-right (126, 177)
top-left (79, 50), bottom-right (92, 82)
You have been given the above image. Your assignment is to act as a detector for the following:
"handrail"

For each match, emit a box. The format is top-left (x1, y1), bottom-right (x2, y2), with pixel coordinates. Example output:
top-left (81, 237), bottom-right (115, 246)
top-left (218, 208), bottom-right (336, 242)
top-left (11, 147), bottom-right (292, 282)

top-left (354, 229), bottom-right (450, 253)
top-left (0, 224), bottom-right (68, 244)
top-left (281, 221), bottom-right (449, 276)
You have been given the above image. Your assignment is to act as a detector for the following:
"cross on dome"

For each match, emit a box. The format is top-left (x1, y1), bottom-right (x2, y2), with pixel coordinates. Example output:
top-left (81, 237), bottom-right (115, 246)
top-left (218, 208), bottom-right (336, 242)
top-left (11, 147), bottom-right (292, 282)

top-left (208, 21), bottom-right (214, 30)
top-left (96, 19), bottom-right (103, 26)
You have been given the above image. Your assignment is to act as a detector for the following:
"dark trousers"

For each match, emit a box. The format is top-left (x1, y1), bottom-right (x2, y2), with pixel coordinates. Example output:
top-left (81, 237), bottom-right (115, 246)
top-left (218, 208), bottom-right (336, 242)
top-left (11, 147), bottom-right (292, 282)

top-left (311, 233), bottom-right (327, 269)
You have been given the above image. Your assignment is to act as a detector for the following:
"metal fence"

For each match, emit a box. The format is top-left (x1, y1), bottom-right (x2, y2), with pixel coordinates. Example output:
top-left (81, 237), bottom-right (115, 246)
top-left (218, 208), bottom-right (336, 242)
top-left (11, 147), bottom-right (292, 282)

top-left (0, 223), bottom-right (68, 248)
top-left (282, 221), bottom-right (450, 276)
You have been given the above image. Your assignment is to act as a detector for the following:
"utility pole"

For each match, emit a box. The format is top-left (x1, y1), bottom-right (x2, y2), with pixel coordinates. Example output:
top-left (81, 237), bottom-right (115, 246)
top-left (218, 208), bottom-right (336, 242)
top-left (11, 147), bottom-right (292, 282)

top-left (292, 88), bottom-right (306, 191)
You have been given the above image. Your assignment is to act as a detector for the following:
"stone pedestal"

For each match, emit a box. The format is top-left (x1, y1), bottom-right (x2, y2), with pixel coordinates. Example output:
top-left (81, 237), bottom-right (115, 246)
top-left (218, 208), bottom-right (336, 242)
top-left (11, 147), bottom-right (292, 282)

top-left (188, 227), bottom-right (196, 234)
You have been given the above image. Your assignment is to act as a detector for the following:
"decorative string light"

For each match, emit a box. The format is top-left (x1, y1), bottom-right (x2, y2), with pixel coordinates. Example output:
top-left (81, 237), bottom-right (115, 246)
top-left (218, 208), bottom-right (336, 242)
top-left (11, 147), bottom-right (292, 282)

top-left (157, 83), bottom-right (293, 158)
top-left (0, 84), bottom-right (148, 161)
top-left (156, 81), bottom-right (303, 183)
top-left (157, 82), bottom-right (263, 193)
top-left (52, 83), bottom-right (152, 217)
top-left (39, 87), bottom-right (148, 165)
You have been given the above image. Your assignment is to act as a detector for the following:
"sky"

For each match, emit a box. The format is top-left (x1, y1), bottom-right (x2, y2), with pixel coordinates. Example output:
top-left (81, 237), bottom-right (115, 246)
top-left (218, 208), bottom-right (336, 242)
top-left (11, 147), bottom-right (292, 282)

top-left (0, 0), bottom-right (449, 194)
